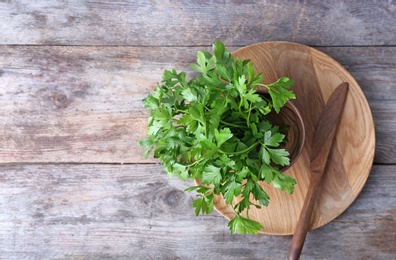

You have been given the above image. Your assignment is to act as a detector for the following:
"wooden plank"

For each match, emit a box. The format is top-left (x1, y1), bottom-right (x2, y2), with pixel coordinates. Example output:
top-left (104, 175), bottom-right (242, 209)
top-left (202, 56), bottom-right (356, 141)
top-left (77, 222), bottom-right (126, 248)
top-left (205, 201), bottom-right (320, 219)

top-left (0, 46), bottom-right (395, 164)
top-left (0, 164), bottom-right (394, 259)
top-left (0, 1), bottom-right (395, 46)
top-left (319, 47), bottom-right (396, 102)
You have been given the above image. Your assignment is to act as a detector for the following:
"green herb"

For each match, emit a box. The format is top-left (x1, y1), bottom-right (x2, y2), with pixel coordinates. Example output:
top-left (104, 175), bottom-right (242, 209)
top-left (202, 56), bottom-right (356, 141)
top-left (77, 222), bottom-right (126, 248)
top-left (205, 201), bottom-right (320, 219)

top-left (140, 40), bottom-right (296, 234)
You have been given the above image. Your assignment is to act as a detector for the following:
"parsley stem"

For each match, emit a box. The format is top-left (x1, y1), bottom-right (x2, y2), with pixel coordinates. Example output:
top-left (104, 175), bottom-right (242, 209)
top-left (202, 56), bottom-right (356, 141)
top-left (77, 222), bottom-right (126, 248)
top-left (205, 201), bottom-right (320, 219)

top-left (246, 103), bottom-right (252, 127)
top-left (186, 158), bottom-right (204, 167)
top-left (219, 141), bottom-right (260, 155)
top-left (230, 202), bottom-right (239, 215)
top-left (220, 120), bottom-right (246, 128)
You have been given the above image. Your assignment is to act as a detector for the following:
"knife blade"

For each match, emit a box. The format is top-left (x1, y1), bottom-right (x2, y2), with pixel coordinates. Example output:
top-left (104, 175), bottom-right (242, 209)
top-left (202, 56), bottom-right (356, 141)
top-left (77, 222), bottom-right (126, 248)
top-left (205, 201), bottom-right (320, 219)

top-left (288, 82), bottom-right (349, 260)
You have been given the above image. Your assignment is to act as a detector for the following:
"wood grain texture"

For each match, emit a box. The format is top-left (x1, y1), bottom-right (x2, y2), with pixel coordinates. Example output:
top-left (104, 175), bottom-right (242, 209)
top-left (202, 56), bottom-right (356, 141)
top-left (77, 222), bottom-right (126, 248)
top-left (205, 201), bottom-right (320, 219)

top-left (0, 164), bottom-right (394, 259)
top-left (0, 1), bottom-right (395, 46)
top-left (0, 1), bottom-right (394, 258)
top-left (0, 46), bottom-right (395, 164)
top-left (317, 47), bottom-right (396, 165)
top-left (288, 83), bottom-right (349, 260)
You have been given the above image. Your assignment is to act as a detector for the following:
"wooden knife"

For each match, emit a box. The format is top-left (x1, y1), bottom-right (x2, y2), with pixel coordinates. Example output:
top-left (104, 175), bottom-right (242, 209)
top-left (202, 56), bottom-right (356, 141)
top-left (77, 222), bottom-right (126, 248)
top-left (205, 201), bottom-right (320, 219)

top-left (288, 82), bottom-right (349, 260)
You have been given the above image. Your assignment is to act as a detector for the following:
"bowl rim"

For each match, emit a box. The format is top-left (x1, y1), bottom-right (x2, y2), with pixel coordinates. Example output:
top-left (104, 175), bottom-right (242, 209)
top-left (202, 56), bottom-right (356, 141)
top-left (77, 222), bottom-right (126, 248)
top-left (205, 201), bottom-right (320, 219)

top-left (255, 89), bottom-right (306, 172)
top-left (281, 99), bottom-right (305, 172)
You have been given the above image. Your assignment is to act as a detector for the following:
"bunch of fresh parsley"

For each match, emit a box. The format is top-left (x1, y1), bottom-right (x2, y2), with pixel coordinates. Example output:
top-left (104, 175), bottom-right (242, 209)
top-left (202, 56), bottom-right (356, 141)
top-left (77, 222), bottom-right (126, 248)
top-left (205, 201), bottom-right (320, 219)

top-left (140, 40), bottom-right (297, 234)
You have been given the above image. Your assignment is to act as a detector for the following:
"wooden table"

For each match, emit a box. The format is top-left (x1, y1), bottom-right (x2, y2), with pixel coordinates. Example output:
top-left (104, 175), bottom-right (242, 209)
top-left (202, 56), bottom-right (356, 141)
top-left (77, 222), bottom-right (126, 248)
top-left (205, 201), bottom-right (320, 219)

top-left (0, 1), bottom-right (395, 259)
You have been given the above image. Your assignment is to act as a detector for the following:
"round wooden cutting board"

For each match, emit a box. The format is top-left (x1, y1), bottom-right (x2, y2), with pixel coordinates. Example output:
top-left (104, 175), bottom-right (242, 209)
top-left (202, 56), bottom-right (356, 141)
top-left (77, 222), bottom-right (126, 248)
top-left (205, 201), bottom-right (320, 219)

top-left (213, 41), bottom-right (376, 235)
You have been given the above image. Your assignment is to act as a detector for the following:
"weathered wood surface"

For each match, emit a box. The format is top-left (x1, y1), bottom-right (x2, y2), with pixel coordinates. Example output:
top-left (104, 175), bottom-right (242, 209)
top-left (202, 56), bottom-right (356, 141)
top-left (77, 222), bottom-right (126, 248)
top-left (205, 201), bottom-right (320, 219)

top-left (1, 1), bottom-right (395, 259)
top-left (0, 164), bottom-right (394, 259)
top-left (0, 1), bottom-right (395, 46)
top-left (0, 46), bottom-right (395, 164)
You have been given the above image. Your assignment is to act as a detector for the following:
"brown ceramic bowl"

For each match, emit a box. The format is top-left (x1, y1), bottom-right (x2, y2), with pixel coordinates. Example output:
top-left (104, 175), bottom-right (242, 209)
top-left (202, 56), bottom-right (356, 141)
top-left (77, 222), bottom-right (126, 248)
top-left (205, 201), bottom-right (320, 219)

top-left (256, 90), bottom-right (305, 172)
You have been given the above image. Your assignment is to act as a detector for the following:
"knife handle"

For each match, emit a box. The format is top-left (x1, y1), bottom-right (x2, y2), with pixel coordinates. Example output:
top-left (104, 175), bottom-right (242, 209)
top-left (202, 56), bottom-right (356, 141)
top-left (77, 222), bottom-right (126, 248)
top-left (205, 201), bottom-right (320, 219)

top-left (288, 172), bottom-right (322, 260)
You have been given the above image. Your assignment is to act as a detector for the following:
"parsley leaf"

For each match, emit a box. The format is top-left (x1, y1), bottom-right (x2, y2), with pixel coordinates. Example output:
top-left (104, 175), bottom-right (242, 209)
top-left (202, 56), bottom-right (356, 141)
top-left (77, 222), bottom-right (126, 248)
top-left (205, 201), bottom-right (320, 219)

top-left (272, 170), bottom-right (297, 194)
top-left (252, 182), bottom-right (270, 207)
top-left (214, 128), bottom-right (233, 147)
top-left (265, 77), bottom-right (296, 113)
top-left (267, 148), bottom-right (290, 166)
top-left (264, 131), bottom-right (285, 147)
top-left (181, 88), bottom-right (198, 102)
top-left (228, 215), bottom-right (264, 235)
top-left (201, 165), bottom-right (222, 186)
top-left (192, 196), bottom-right (214, 216)
top-left (191, 51), bottom-right (217, 75)
top-left (221, 177), bottom-right (243, 204)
